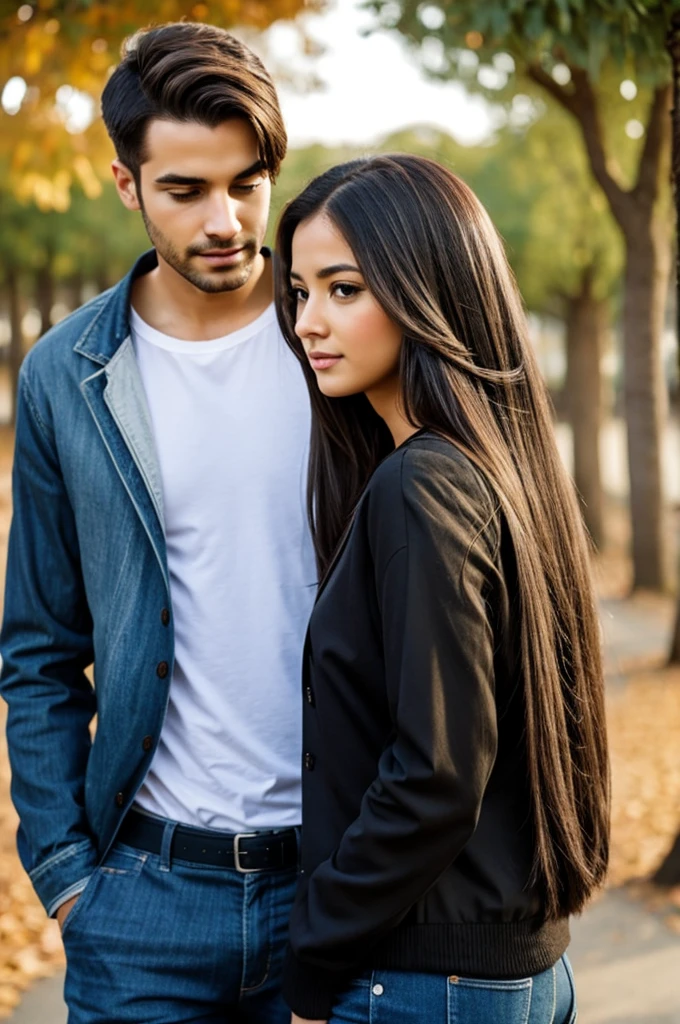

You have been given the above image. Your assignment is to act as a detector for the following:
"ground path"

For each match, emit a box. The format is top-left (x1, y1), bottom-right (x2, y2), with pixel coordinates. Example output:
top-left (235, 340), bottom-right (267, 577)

top-left (9, 588), bottom-right (680, 1022)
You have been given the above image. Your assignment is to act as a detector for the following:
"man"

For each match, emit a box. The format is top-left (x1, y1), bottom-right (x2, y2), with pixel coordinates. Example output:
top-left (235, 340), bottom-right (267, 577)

top-left (0, 22), bottom-right (317, 1023)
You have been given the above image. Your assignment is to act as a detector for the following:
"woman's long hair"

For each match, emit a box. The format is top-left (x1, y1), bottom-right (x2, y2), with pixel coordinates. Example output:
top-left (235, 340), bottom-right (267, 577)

top-left (275, 154), bottom-right (609, 918)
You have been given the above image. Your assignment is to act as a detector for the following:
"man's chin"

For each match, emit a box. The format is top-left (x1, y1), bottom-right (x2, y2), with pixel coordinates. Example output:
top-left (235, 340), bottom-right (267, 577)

top-left (182, 262), bottom-right (254, 295)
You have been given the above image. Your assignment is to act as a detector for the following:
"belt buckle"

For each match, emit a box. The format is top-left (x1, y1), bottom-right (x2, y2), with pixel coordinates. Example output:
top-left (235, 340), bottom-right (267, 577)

top-left (233, 831), bottom-right (264, 873)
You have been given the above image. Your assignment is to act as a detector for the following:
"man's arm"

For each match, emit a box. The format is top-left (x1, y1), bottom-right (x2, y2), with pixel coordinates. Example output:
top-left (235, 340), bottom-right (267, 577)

top-left (0, 369), bottom-right (98, 916)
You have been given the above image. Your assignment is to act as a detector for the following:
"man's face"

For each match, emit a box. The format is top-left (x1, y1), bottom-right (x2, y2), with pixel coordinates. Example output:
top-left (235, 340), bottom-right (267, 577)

top-left (116, 117), bottom-right (271, 293)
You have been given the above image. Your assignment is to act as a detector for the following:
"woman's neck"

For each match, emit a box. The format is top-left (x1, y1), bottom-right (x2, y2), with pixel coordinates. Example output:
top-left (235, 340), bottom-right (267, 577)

top-left (365, 381), bottom-right (420, 448)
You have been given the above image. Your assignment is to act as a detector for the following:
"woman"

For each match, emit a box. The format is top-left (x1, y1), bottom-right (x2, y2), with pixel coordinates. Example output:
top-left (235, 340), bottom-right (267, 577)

top-left (274, 155), bottom-right (609, 1024)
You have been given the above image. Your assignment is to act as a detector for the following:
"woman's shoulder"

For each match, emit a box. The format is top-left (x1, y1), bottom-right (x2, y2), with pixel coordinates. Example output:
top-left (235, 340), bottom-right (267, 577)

top-left (359, 430), bottom-right (501, 568)
top-left (368, 430), bottom-right (498, 515)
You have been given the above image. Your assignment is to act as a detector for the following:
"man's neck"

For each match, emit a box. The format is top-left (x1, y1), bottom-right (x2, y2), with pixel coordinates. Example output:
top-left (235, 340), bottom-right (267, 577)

top-left (130, 250), bottom-right (273, 341)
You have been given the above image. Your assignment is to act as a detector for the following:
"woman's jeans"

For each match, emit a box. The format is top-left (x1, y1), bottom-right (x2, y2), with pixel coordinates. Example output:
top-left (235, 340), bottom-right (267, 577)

top-left (330, 954), bottom-right (577, 1023)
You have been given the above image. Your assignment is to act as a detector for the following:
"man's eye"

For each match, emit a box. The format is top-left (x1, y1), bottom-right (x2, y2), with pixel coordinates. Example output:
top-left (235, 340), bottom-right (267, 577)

top-left (233, 183), bottom-right (261, 194)
top-left (168, 190), bottom-right (200, 202)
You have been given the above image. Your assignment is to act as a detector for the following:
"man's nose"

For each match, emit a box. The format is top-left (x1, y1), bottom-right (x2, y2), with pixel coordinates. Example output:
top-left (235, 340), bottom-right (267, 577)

top-left (204, 194), bottom-right (241, 239)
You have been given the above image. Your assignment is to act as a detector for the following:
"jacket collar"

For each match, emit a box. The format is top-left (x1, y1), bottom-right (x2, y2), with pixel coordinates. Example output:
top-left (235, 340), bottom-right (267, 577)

top-left (73, 249), bottom-right (159, 366)
top-left (74, 249), bottom-right (168, 587)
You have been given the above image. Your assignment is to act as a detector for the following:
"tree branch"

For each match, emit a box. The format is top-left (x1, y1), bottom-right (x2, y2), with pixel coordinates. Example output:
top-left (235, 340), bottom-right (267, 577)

top-left (634, 83), bottom-right (672, 206)
top-left (526, 63), bottom-right (579, 117)
top-left (527, 62), bottom-right (630, 229)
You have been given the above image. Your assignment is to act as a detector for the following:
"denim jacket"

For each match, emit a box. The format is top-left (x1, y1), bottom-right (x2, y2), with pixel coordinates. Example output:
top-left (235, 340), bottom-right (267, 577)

top-left (0, 251), bottom-right (175, 916)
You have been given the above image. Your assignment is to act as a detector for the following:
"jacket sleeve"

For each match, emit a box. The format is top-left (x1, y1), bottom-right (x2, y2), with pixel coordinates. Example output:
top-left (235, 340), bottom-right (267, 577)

top-left (284, 449), bottom-right (501, 1018)
top-left (0, 369), bottom-right (98, 916)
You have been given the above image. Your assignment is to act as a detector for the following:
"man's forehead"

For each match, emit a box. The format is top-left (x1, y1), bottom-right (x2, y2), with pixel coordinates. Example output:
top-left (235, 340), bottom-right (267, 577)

top-left (142, 116), bottom-right (261, 175)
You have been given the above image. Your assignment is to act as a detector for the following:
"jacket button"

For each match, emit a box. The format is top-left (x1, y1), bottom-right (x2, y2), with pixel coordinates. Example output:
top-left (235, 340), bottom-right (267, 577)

top-left (303, 752), bottom-right (315, 771)
top-left (142, 735), bottom-right (153, 752)
top-left (115, 792), bottom-right (124, 807)
top-left (161, 608), bottom-right (170, 626)
top-left (305, 686), bottom-right (314, 706)
top-left (156, 661), bottom-right (169, 679)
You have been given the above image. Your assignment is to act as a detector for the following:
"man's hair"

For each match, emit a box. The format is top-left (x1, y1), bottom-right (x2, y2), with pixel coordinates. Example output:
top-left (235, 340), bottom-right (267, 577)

top-left (101, 22), bottom-right (287, 182)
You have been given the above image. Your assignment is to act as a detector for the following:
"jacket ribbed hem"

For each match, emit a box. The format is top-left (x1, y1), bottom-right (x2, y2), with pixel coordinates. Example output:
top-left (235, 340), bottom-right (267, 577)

top-left (283, 917), bottom-right (570, 1019)
top-left (283, 947), bottom-right (348, 1020)
top-left (369, 917), bottom-right (570, 977)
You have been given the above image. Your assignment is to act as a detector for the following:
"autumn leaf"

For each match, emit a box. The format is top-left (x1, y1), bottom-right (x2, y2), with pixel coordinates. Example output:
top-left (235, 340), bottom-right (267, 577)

top-left (0, 0), bottom-right (326, 207)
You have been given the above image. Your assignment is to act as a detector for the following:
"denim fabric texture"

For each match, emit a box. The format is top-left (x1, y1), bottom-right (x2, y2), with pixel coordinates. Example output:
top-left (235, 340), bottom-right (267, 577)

top-left (0, 251), bottom-right (177, 915)
top-left (61, 832), bottom-right (297, 1023)
top-left (329, 955), bottom-right (577, 1024)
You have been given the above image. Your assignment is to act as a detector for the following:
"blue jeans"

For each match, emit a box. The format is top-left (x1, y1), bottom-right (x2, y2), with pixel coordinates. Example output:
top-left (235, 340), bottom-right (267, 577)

top-left (61, 836), bottom-right (297, 1023)
top-left (329, 955), bottom-right (577, 1023)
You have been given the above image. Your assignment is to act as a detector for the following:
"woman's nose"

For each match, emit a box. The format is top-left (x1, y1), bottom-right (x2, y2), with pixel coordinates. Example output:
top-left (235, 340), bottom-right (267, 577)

top-left (295, 299), bottom-right (328, 340)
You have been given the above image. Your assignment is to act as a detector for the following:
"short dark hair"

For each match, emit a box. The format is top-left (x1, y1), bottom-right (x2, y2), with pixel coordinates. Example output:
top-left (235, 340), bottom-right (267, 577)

top-left (101, 22), bottom-right (287, 181)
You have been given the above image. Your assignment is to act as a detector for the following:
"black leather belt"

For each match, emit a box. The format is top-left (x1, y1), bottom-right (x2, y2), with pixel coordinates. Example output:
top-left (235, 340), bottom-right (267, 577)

top-left (118, 809), bottom-right (298, 872)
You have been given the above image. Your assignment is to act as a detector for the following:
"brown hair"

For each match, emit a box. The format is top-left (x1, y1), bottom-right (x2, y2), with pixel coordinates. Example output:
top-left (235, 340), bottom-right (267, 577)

top-left (101, 22), bottom-right (287, 181)
top-left (275, 154), bottom-right (609, 919)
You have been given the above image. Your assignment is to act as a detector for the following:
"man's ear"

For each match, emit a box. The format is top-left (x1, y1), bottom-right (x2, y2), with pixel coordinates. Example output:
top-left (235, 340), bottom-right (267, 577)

top-left (111, 160), bottom-right (141, 211)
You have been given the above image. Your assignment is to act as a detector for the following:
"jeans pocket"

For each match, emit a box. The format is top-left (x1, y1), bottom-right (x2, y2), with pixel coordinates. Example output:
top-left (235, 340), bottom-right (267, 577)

top-left (60, 868), bottom-right (103, 939)
top-left (330, 973), bottom-right (373, 1024)
top-left (61, 844), bottom-right (147, 940)
top-left (449, 976), bottom-right (533, 1024)
top-left (561, 955), bottom-right (578, 1024)
top-left (99, 843), bottom-right (148, 877)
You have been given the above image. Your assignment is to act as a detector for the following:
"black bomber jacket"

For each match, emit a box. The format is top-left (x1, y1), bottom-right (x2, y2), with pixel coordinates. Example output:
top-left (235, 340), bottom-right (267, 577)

top-left (283, 432), bottom-right (569, 1019)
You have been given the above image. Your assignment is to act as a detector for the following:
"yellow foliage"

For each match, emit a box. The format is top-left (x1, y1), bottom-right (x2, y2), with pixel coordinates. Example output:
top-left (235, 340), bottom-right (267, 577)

top-left (0, 0), bottom-right (325, 204)
top-left (72, 155), bottom-right (103, 199)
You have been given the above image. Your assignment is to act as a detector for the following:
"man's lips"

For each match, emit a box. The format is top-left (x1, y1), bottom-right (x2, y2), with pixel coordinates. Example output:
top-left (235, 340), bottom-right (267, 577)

top-left (308, 351), bottom-right (343, 370)
top-left (196, 247), bottom-right (245, 266)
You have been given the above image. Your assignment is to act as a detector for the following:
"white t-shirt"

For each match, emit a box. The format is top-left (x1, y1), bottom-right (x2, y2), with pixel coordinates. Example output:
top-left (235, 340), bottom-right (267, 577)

top-left (131, 301), bottom-right (316, 832)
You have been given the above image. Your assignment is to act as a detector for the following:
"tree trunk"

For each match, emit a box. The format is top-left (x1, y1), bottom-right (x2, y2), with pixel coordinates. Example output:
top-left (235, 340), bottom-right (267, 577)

top-left (654, 831), bottom-right (680, 886)
top-left (7, 269), bottom-right (23, 425)
top-left (564, 274), bottom-right (606, 548)
top-left (670, 606), bottom-right (680, 664)
top-left (652, 13), bottom-right (680, 891)
top-left (526, 72), bottom-right (673, 591)
top-left (35, 262), bottom-right (55, 336)
top-left (666, 10), bottom-right (680, 663)
top-left (69, 271), bottom-right (84, 314)
top-left (95, 270), bottom-right (109, 296)
top-left (621, 215), bottom-right (673, 590)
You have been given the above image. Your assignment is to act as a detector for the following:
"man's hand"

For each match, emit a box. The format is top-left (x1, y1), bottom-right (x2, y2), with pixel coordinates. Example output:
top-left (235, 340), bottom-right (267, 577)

top-left (56, 894), bottom-right (80, 932)
top-left (291, 1015), bottom-right (327, 1024)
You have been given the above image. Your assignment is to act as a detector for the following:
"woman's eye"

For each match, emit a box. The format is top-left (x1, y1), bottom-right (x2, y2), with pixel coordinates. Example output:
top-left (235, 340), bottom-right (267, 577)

top-left (291, 287), bottom-right (308, 303)
top-left (332, 283), bottom-right (361, 299)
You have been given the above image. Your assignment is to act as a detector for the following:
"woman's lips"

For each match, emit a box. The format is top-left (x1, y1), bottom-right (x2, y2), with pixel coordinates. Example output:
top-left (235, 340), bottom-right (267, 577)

top-left (308, 351), bottom-right (343, 370)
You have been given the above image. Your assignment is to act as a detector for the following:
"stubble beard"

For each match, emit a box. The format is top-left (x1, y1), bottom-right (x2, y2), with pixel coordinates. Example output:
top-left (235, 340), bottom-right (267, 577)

top-left (140, 205), bottom-right (259, 294)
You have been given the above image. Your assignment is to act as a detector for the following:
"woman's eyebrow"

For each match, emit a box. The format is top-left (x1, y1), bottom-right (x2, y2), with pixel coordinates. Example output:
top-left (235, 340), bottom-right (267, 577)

top-left (316, 263), bottom-right (360, 278)
top-left (290, 264), bottom-right (360, 281)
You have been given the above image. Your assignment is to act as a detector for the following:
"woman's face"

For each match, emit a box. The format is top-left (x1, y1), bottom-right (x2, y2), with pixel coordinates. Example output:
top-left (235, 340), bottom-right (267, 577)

top-left (290, 213), bottom-right (403, 402)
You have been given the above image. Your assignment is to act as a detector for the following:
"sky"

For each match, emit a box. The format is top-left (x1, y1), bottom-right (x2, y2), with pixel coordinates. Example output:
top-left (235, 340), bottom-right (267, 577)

top-left (262, 0), bottom-right (499, 148)
top-left (0, 0), bottom-right (500, 148)
top-left (0, 0), bottom-right (643, 150)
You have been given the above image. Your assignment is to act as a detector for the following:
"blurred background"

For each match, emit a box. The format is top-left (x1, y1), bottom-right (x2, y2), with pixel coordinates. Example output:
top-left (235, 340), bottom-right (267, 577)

top-left (1, 2), bottom-right (680, 1021)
